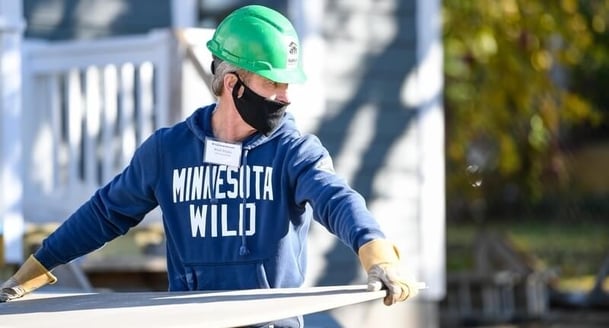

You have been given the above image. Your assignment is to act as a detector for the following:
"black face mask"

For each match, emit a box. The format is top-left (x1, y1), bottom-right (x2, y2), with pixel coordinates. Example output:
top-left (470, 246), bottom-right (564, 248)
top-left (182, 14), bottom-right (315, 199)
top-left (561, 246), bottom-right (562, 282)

top-left (231, 74), bottom-right (289, 136)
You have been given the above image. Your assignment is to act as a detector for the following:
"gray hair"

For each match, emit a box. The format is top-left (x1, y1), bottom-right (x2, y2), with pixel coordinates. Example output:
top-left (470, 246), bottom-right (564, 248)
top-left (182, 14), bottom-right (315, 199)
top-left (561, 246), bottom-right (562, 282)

top-left (211, 58), bottom-right (247, 96)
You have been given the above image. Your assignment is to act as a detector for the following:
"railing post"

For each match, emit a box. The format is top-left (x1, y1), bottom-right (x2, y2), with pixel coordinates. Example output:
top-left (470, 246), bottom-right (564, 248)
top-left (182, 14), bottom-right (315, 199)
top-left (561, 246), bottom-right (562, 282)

top-left (0, 0), bottom-right (26, 267)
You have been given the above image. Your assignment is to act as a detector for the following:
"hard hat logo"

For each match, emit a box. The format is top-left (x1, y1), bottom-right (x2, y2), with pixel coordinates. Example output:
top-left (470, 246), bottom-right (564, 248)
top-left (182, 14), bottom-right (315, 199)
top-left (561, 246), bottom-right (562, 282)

top-left (206, 5), bottom-right (307, 84)
top-left (286, 40), bottom-right (298, 69)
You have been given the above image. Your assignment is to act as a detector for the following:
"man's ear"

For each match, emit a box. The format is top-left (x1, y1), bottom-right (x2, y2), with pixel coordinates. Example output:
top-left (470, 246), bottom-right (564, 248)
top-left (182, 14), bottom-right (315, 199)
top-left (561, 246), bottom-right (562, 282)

top-left (224, 73), bottom-right (238, 92)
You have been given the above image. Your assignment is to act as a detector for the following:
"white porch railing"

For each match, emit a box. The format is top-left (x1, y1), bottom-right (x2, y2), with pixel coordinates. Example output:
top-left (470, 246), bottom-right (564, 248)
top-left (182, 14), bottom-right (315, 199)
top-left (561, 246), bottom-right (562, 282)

top-left (21, 28), bottom-right (215, 225)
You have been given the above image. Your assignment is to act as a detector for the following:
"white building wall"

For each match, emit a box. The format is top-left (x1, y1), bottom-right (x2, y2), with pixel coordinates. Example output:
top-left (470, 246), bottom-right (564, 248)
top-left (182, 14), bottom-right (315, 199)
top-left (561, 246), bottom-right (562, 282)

top-left (298, 0), bottom-right (445, 326)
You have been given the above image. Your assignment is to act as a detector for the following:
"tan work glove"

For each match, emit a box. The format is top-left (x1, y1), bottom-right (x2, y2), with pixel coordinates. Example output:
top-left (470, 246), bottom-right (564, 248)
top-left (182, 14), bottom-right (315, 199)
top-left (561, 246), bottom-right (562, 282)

top-left (0, 255), bottom-right (57, 302)
top-left (358, 239), bottom-right (419, 306)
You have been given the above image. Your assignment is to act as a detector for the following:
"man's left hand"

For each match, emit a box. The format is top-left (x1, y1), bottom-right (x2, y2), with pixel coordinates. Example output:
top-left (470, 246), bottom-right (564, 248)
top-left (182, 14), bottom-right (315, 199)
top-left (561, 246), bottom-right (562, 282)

top-left (366, 263), bottom-right (419, 305)
top-left (358, 239), bottom-right (421, 306)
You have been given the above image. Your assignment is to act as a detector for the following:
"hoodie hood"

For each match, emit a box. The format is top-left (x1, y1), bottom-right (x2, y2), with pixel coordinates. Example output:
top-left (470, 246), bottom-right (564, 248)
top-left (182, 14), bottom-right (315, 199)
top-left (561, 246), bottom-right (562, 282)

top-left (185, 103), bottom-right (299, 149)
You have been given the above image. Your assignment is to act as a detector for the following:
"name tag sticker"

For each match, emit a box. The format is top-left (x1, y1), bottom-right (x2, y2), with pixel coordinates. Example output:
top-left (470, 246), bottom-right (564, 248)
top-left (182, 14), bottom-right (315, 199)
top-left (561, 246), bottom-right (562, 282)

top-left (203, 137), bottom-right (242, 168)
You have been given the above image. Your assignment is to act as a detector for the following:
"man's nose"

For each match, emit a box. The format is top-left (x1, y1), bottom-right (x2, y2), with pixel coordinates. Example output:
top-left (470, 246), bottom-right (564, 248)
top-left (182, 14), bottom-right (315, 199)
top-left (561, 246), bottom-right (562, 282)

top-left (275, 84), bottom-right (290, 103)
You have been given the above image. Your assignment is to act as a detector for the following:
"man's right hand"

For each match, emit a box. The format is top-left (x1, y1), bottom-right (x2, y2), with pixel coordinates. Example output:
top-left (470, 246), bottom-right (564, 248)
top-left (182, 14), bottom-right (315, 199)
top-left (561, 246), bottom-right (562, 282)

top-left (0, 255), bottom-right (57, 302)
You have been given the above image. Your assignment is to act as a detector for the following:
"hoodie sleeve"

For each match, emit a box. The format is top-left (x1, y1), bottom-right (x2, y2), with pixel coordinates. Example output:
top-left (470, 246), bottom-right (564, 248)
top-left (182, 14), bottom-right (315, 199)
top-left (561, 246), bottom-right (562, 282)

top-left (34, 133), bottom-right (161, 270)
top-left (287, 134), bottom-right (385, 253)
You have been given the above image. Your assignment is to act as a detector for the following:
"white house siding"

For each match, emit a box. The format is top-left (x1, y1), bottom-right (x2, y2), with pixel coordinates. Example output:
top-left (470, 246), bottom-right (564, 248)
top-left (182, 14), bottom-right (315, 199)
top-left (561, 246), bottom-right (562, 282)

top-left (23, 0), bottom-right (171, 40)
top-left (302, 0), bottom-right (445, 326)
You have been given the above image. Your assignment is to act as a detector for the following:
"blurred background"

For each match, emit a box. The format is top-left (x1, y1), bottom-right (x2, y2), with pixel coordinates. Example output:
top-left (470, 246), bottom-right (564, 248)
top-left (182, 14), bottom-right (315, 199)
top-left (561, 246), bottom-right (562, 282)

top-left (1, 0), bottom-right (609, 327)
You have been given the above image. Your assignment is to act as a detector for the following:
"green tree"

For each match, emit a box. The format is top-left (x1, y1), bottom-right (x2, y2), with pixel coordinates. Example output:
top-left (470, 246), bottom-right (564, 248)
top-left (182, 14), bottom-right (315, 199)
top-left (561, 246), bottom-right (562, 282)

top-left (443, 0), bottom-right (609, 216)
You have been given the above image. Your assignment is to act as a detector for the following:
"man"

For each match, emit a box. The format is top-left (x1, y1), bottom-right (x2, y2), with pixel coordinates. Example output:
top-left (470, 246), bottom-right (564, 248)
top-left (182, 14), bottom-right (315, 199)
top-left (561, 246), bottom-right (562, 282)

top-left (1, 4), bottom-right (417, 326)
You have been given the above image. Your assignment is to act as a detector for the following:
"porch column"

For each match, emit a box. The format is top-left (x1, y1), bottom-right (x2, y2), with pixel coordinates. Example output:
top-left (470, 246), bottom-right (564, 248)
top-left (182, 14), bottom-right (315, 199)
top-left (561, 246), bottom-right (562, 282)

top-left (0, 0), bottom-right (25, 265)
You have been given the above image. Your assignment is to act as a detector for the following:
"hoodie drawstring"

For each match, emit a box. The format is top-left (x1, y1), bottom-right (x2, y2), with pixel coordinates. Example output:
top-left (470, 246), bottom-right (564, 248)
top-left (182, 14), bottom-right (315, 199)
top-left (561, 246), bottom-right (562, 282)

top-left (239, 149), bottom-right (251, 256)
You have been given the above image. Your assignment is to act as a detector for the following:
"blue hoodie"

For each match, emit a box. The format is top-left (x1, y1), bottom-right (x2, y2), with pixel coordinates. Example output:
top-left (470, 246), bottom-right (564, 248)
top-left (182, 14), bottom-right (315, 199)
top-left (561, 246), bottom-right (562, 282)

top-left (35, 104), bottom-right (385, 292)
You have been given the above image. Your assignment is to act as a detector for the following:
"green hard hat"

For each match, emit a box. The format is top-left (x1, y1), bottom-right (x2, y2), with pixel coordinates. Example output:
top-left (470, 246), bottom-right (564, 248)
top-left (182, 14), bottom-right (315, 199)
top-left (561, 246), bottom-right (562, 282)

top-left (206, 5), bottom-right (306, 84)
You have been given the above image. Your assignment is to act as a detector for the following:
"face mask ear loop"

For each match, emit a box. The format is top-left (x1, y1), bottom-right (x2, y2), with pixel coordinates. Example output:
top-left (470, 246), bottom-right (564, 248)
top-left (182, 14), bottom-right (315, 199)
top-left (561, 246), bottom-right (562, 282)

top-left (230, 72), bottom-right (247, 100)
